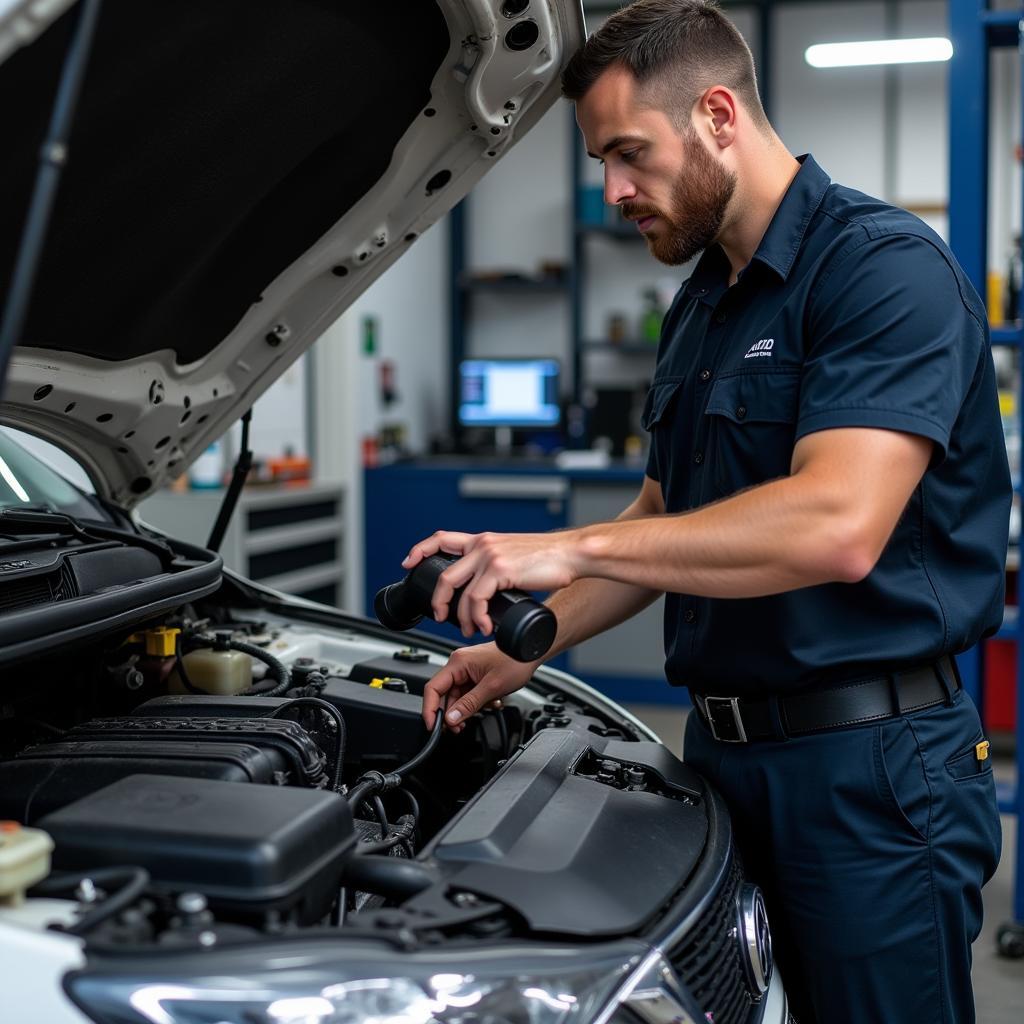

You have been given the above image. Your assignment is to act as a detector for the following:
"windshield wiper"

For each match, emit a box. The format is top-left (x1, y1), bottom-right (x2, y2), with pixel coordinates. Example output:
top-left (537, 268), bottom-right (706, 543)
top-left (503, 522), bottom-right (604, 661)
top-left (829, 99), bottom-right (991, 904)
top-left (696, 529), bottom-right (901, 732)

top-left (0, 507), bottom-right (82, 534)
top-left (0, 507), bottom-right (175, 566)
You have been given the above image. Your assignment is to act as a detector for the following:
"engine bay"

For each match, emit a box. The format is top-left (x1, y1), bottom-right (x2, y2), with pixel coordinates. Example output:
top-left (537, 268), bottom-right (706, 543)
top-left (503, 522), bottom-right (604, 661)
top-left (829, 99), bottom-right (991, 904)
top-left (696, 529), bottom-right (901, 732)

top-left (0, 593), bottom-right (710, 951)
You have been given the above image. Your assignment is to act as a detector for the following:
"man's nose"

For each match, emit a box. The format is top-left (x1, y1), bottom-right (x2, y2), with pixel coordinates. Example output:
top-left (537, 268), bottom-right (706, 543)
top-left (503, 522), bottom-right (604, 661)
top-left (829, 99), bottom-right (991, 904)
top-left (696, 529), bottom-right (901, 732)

top-left (604, 169), bottom-right (636, 207)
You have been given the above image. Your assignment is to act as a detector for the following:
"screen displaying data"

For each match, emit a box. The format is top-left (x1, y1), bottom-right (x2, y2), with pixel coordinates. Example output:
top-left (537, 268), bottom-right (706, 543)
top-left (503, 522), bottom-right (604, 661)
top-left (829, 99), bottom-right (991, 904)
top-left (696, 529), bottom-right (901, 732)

top-left (458, 359), bottom-right (560, 428)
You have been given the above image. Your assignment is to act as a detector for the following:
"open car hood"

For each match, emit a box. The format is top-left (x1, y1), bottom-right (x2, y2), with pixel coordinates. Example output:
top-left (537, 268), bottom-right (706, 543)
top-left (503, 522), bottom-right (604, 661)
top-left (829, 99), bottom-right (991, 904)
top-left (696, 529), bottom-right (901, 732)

top-left (0, 0), bottom-right (585, 507)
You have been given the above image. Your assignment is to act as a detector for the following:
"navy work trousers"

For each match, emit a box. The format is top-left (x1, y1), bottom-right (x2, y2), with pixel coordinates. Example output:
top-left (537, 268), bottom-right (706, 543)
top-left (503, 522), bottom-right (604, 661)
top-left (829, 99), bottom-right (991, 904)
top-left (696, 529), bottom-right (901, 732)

top-left (683, 689), bottom-right (1002, 1024)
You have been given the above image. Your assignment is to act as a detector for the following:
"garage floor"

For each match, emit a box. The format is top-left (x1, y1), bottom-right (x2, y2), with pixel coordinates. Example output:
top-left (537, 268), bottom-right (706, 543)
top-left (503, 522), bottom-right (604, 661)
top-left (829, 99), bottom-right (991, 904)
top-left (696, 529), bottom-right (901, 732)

top-left (624, 704), bottom-right (1024, 1024)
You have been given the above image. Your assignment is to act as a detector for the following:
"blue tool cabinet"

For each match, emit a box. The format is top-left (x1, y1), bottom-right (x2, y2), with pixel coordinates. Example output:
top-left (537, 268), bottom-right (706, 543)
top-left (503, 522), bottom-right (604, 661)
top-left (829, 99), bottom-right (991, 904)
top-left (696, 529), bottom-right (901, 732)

top-left (949, 0), bottom-right (1024, 956)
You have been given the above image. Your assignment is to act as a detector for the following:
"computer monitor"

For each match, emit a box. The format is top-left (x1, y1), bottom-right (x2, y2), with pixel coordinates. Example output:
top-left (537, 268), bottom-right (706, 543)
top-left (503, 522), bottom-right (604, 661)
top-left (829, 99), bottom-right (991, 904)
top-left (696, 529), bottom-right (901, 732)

top-left (458, 358), bottom-right (561, 456)
top-left (458, 358), bottom-right (561, 430)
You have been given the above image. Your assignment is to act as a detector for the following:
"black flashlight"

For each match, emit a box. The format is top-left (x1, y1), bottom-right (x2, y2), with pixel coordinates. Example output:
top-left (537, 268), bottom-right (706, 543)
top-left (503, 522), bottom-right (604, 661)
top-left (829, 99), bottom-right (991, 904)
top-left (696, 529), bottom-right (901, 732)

top-left (374, 553), bottom-right (557, 663)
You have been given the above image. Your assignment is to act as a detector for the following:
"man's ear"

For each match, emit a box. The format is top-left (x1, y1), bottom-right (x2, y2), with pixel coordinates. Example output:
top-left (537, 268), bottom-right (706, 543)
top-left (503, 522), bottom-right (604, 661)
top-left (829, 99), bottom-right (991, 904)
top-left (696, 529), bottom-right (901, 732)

top-left (697, 85), bottom-right (738, 148)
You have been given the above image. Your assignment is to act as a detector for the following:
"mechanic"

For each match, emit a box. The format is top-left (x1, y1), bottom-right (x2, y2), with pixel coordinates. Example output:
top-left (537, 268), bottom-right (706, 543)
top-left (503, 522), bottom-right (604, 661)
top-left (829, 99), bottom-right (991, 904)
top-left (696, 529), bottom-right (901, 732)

top-left (406, 2), bottom-right (1008, 1022)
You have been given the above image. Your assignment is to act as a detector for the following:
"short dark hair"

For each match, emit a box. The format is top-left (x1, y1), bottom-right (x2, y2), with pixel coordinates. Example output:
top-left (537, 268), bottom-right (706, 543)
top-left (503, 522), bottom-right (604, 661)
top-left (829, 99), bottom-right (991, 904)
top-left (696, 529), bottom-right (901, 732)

top-left (561, 0), bottom-right (769, 132)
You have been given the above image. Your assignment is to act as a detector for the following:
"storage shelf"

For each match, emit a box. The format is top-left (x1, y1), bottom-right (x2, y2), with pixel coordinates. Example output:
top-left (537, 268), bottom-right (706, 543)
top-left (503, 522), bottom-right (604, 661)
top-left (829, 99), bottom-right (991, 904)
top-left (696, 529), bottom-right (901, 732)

top-left (582, 339), bottom-right (659, 354)
top-left (255, 562), bottom-right (345, 596)
top-left (244, 517), bottom-right (343, 555)
top-left (992, 325), bottom-right (1024, 346)
top-left (985, 9), bottom-right (1022, 45)
top-left (459, 276), bottom-right (567, 293)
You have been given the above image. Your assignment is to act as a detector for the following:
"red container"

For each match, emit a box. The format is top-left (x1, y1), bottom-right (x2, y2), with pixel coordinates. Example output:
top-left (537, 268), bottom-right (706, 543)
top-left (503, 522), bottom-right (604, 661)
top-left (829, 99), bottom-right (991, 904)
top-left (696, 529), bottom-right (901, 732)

top-left (983, 639), bottom-right (1018, 733)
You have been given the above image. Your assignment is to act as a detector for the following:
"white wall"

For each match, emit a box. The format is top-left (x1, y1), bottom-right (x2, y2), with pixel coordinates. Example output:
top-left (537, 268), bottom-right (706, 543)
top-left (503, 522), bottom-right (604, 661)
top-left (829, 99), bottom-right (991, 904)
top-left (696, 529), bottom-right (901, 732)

top-left (311, 218), bottom-right (449, 610)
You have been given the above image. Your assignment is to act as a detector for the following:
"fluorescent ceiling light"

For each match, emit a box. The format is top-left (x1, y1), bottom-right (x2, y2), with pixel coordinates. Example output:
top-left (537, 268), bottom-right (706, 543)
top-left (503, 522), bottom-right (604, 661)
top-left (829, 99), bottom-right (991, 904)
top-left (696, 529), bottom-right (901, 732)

top-left (805, 37), bottom-right (953, 68)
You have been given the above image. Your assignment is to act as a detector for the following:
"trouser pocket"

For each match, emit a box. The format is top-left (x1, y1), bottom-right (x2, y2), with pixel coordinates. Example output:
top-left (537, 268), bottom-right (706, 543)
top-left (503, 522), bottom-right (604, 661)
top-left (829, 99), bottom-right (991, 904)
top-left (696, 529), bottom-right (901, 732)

top-left (875, 717), bottom-right (931, 844)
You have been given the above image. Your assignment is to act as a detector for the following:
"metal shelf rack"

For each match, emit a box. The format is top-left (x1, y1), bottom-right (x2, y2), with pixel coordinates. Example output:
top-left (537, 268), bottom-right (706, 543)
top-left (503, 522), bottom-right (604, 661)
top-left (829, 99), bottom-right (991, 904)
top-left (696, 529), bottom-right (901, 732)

top-left (949, 0), bottom-right (1024, 955)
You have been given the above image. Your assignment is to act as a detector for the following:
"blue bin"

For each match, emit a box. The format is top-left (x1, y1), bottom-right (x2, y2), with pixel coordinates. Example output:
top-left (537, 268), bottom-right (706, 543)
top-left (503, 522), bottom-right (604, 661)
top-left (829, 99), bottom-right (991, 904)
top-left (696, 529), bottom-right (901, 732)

top-left (579, 185), bottom-right (605, 226)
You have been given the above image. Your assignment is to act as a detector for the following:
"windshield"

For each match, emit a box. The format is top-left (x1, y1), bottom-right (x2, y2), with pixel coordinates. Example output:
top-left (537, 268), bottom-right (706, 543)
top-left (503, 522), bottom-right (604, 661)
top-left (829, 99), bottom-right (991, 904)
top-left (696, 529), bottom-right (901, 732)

top-left (0, 428), bottom-right (112, 522)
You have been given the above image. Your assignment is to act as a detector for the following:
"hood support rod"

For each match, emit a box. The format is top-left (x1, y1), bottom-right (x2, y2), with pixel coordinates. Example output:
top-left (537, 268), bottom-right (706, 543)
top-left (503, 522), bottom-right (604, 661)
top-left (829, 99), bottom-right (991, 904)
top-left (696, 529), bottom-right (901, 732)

top-left (0, 0), bottom-right (105, 384)
top-left (206, 409), bottom-right (253, 553)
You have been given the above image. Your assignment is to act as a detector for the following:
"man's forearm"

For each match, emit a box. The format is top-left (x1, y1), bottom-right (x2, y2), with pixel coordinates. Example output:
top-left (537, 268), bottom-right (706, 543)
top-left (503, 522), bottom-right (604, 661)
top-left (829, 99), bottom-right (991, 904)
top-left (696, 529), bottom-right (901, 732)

top-left (576, 472), bottom-right (869, 599)
top-left (542, 493), bottom-right (664, 659)
top-left (543, 576), bottom-right (661, 660)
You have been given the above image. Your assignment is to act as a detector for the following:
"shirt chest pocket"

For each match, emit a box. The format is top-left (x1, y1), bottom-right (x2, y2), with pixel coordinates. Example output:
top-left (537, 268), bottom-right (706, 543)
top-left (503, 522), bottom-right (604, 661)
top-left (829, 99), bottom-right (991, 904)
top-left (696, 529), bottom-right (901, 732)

top-left (641, 378), bottom-right (684, 432)
top-left (704, 369), bottom-right (801, 499)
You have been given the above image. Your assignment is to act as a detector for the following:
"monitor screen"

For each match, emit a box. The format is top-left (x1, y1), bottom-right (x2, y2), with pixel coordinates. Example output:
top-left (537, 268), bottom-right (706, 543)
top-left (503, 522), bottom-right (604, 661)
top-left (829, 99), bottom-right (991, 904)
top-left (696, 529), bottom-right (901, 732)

top-left (458, 359), bottom-right (560, 428)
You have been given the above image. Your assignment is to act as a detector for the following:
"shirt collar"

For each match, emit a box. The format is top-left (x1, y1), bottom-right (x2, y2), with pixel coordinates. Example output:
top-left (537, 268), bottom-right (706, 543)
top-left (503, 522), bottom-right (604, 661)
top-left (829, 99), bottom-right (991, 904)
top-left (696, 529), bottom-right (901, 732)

top-left (750, 153), bottom-right (830, 281)
top-left (685, 153), bottom-right (830, 299)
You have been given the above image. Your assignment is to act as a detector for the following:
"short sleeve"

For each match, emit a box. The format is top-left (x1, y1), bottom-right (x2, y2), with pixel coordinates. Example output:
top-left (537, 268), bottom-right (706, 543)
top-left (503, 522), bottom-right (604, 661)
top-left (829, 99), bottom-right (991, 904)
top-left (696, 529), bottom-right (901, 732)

top-left (797, 234), bottom-right (985, 463)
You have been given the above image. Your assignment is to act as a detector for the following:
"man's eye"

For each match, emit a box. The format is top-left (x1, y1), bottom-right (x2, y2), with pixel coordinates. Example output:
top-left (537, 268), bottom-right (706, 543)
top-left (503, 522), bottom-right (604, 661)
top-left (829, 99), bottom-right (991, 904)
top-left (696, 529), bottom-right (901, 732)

top-left (620, 149), bottom-right (640, 163)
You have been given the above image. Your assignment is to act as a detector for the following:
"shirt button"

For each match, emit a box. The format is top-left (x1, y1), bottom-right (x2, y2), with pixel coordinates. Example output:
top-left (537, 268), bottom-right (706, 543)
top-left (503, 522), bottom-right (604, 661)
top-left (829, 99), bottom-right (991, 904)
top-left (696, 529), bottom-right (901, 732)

top-left (683, 609), bottom-right (696, 623)
top-left (735, 405), bottom-right (747, 420)
top-left (699, 368), bottom-right (711, 382)
top-left (715, 312), bottom-right (727, 324)
top-left (693, 451), bottom-right (704, 465)
top-left (695, 286), bottom-right (708, 296)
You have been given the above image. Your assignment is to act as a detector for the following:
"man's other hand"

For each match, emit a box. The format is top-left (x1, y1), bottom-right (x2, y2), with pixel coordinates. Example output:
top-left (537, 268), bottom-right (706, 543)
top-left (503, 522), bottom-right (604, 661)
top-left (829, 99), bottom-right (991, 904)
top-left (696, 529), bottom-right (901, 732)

top-left (422, 642), bottom-right (539, 733)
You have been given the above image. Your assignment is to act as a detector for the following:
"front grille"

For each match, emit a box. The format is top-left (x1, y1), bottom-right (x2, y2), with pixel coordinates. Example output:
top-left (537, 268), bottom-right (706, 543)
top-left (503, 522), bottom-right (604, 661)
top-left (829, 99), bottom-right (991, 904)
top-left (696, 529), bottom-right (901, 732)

top-left (668, 858), bottom-right (755, 1024)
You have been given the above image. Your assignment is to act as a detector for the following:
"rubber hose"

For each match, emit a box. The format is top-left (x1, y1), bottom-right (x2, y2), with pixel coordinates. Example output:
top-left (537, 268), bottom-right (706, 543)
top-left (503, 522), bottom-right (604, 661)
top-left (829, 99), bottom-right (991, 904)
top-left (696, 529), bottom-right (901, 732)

top-left (341, 856), bottom-right (439, 899)
top-left (231, 640), bottom-right (291, 696)
top-left (182, 635), bottom-right (291, 696)
top-left (33, 867), bottom-right (150, 937)
top-left (394, 699), bottom-right (445, 777)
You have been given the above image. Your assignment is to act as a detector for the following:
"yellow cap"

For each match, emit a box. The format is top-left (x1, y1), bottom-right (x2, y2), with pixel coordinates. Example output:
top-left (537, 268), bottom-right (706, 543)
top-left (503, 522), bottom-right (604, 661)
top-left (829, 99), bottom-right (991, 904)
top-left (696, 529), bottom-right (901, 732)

top-left (145, 626), bottom-right (181, 658)
top-left (976, 740), bottom-right (990, 762)
top-left (369, 677), bottom-right (385, 689)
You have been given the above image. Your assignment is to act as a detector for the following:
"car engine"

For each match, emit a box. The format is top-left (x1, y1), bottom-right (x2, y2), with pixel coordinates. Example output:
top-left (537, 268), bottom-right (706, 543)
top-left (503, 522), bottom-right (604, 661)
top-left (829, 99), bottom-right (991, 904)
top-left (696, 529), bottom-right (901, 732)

top-left (0, 590), bottom-right (673, 942)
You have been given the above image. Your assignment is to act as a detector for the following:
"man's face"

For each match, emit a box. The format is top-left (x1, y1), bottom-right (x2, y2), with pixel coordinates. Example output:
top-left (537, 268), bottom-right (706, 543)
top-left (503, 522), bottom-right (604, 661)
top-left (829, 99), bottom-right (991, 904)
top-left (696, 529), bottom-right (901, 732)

top-left (576, 65), bottom-right (736, 266)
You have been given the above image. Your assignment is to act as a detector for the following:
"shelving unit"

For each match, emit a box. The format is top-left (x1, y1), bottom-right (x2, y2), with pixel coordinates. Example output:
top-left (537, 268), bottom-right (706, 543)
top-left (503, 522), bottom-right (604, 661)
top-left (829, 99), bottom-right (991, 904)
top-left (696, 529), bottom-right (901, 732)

top-left (138, 483), bottom-right (346, 606)
top-left (448, 1), bottom-right (778, 431)
top-left (948, 0), bottom-right (1024, 955)
top-left (448, 201), bottom-right (573, 441)
top-left (569, 175), bottom-right (657, 399)
top-left (447, 105), bottom-right (663, 442)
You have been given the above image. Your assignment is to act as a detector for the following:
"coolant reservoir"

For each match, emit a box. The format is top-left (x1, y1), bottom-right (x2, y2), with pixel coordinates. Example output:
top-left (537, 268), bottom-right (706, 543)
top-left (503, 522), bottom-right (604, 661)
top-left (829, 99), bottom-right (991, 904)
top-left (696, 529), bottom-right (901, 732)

top-left (169, 647), bottom-right (253, 695)
top-left (0, 822), bottom-right (54, 907)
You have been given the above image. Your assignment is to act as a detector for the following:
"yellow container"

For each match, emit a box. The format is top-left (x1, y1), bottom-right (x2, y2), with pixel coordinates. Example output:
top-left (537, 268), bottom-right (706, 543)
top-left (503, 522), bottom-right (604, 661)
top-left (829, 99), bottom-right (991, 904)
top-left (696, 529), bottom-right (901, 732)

top-left (988, 270), bottom-right (1005, 328)
top-left (169, 648), bottom-right (253, 695)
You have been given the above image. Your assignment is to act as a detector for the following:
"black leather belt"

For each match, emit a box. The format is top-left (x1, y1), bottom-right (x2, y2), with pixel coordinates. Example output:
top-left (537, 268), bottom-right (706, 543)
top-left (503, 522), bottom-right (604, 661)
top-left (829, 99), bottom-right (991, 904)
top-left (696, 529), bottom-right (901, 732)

top-left (690, 657), bottom-right (959, 743)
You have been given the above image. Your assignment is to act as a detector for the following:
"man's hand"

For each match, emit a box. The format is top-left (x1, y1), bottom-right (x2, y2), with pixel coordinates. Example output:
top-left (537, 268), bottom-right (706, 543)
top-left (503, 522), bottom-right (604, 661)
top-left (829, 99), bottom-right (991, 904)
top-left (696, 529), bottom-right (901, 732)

top-left (402, 530), bottom-right (584, 638)
top-left (422, 642), bottom-right (539, 732)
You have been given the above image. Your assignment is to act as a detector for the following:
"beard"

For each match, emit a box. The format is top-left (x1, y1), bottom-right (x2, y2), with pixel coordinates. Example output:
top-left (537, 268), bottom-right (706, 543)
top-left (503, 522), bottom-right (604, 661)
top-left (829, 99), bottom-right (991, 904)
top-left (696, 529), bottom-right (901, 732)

top-left (622, 132), bottom-right (737, 266)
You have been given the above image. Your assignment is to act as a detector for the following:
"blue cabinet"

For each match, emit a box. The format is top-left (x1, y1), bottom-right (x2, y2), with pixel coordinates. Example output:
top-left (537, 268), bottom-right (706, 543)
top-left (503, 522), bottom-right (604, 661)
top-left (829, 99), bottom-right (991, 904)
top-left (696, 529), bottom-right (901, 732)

top-left (364, 464), bottom-right (569, 649)
top-left (363, 461), bottom-right (681, 705)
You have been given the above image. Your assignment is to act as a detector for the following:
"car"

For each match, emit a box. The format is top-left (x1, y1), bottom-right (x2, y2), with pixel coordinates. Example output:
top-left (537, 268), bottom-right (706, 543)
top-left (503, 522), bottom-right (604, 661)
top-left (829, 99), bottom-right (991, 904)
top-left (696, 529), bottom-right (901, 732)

top-left (0, 3), bottom-right (786, 1023)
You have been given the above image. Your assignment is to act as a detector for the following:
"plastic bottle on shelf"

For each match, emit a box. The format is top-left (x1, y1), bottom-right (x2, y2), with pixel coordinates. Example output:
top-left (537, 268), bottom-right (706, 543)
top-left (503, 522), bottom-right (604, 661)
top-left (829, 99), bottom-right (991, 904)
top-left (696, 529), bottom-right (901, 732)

top-left (639, 288), bottom-right (664, 344)
top-left (189, 440), bottom-right (224, 489)
top-left (1006, 234), bottom-right (1021, 324)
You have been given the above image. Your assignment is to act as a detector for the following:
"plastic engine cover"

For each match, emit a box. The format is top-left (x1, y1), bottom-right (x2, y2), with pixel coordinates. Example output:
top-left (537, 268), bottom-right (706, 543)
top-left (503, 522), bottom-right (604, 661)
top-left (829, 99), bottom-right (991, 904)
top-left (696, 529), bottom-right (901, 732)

top-left (411, 729), bottom-right (708, 937)
top-left (38, 774), bottom-right (355, 924)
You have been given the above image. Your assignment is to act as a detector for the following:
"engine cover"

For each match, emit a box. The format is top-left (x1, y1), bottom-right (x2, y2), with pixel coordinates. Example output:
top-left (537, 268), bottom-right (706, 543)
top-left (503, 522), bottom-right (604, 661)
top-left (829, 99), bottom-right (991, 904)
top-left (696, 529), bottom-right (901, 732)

top-left (410, 729), bottom-right (708, 937)
top-left (37, 774), bottom-right (355, 925)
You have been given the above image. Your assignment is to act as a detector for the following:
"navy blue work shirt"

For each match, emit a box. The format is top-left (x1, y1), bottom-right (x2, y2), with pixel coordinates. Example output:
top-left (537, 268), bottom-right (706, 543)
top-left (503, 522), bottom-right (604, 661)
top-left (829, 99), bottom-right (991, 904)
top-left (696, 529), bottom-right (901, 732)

top-left (643, 155), bottom-right (1011, 696)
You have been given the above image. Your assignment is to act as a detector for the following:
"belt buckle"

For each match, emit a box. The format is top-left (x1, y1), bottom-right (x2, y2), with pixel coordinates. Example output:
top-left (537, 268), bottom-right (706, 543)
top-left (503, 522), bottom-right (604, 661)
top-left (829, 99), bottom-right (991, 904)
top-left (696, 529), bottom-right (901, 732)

top-left (703, 696), bottom-right (748, 743)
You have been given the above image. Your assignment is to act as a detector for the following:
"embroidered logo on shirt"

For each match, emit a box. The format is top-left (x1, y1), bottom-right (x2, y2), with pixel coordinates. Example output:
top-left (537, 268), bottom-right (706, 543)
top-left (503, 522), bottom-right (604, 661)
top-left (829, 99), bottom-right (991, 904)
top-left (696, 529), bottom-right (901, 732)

top-left (744, 338), bottom-right (774, 359)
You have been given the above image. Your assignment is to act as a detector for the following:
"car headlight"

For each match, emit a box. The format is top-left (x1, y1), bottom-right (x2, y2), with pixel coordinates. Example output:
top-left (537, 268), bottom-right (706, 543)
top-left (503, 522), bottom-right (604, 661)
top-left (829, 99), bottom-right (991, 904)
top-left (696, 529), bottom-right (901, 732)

top-left (66, 943), bottom-right (650, 1024)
